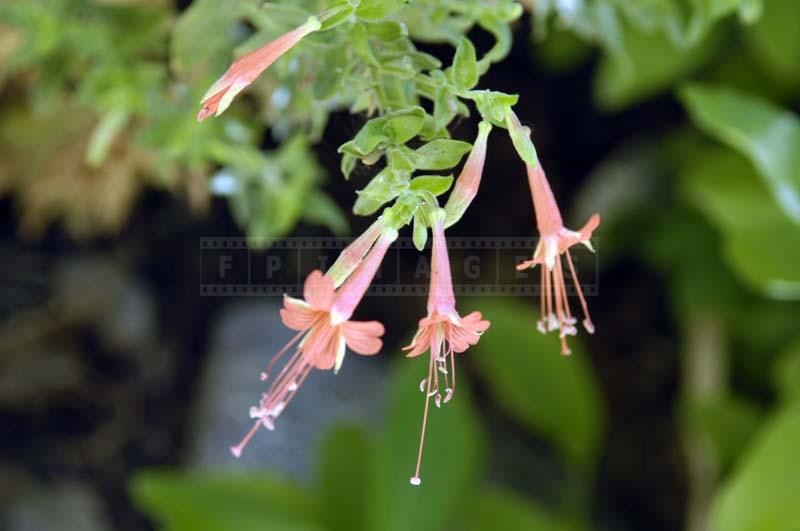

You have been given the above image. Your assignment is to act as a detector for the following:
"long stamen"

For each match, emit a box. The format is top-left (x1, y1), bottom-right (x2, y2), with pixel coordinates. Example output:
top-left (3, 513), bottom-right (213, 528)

top-left (230, 420), bottom-right (261, 458)
top-left (565, 250), bottom-right (595, 334)
top-left (262, 327), bottom-right (308, 381)
top-left (411, 351), bottom-right (435, 486)
top-left (445, 344), bottom-right (456, 403)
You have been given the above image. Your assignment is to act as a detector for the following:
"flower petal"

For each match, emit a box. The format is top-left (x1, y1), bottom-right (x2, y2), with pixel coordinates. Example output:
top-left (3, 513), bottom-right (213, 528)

top-left (280, 295), bottom-right (319, 331)
top-left (304, 270), bottom-right (335, 311)
top-left (342, 320), bottom-right (385, 355)
top-left (403, 325), bottom-right (433, 358)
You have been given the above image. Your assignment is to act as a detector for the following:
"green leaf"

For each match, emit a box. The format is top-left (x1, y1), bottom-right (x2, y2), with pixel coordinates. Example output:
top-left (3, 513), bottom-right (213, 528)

top-left (171, 0), bottom-right (257, 86)
top-left (315, 426), bottom-right (369, 531)
top-left (366, 20), bottom-right (408, 41)
top-left (708, 400), bottom-right (800, 531)
top-left (412, 211), bottom-right (427, 251)
top-left (318, 3), bottom-right (356, 32)
top-left (302, 190), bottom-right (349, 235)
top-left (356, 0), bottom-right (408, 21)
top-left (382, 107), bottom-right (426, 144)
top-left (451, 37), bottom-right (479, 91)
top-left (409, 139), bottom-right (472, 171)
top-left (366, 359), bottom-right (484, 531)
top-left (131, 471), bottom-right (323, 531)
top-left (409, 175), bottom-right (453, 196)
top-left (681, 83), bottom-right (800, 223)
top-left (745, 0), bottom-right (800, 86)
top-left (470, 299), bottom-right (605, 467)
top-left (340, 117), bottom-right (390, 157)
top-left (681, 148), bottom-right (800, 299)
top-left (353, 167), bottom-right (407, 216)
top-left (773, 336), bottom-right (800, 402)
top-left (682, 395), bottom-right (763, 468)
top-left (466, 486), bottom-right (574, 531)
top-left (594, 21), bottom-right (720, 110)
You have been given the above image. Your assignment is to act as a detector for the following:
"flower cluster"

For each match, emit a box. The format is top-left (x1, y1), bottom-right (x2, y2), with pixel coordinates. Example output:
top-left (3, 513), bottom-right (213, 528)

top-left (199, 14), bottom-right (599, 486)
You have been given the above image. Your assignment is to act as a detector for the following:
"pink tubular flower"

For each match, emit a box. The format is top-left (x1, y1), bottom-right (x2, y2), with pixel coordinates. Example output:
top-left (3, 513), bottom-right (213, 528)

top-left (507, 113), bottom-right (600, 356)
top-left (197, 16), bottom-right (321, 122)
top-left (325, 216), bottom-right (386, 288)
top-left (230, 228), bottom-right (398, 458)
top-left (444, 121), bottom-right (491, 228)
top-left (403, 209), bottom-right (490, 486)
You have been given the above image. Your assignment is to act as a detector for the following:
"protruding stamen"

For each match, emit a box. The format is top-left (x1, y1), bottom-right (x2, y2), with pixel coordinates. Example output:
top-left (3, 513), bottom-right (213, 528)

top-left (583, 318), bottom-right (595, 334)
top-left (260, 372), bottom-right (269, 381)
top-left (287, 381), bottom-right (298, 391)
top-left (537, 320), bottom-right (547, 334)
top-left (444, 388), bottom-right (453, 403)
top-left (419, 379), bottom-right (427, 393)
top-left (435, 394), bottom-right (442, 408)
top-left (230, 420), bottom-right (261, 458)
top-left (262, 416), bottom-right (276, 430)
top-left (410, 477), bottom-right (421, 486)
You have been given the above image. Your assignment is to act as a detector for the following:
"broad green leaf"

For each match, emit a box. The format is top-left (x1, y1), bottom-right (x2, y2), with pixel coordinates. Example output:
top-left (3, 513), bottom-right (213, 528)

top-left (745, 0), bottom-right (800, 86)
top-left (708, 400), bottom-right (800, 531)
top-left (315, 425), bottom-right (369, 531)
top-left (366, 21), bottom-right (408, 41)
top-left (131, 471), bottom-right (323, 531)
top-left (682, 394), bottom-right (762, 468)
top-left (410, 139), bottom-right (472, 171)
top-left (470, 299), bottom-right (605, 467)
top-left (773, 336), bottom-right (800, 401)
top-left (594, 22), bottom-right (719, 110)
top-left (451, 37), bottom-right (478, 91)
top-left (409, 175), bottom-right (453, 196)
top-left (682, 148), bottom-right (800, 299)
top-left (681, 83), bottom-right (800, 223)
top-left (466, 486), bottom-right (573, 531)
top-left (382, 107), bottom-right (426, 144)
top-left (318, 3), bottom-right (356, 32)
top-left (366, 359), bottom-right (484, 531)
top-left (357, 0), bottom-right (408, 21)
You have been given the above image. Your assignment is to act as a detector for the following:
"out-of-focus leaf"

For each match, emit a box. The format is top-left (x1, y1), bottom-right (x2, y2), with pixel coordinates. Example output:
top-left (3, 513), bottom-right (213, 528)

top-left (681, 148), bottom-right (800, 299)
top-left (773, 336), bottom-right (800, 401)
top-left (745, 0), bottom-right (800, 86)
top-left (595, 23), bottom-right (719, 110)
top-left (470, 298), bottom-right (605, 468)
top-left (357, 0), bottom-right (408, 22)
top-left (131, 471), bottom-right (324, 531)
top-left (171, 0), bottom-right (257, 86)
top-left (302, 190), bottom-right (349, 235)
top-left (466, 486), bottom-right (574, 531)
top-left (681, 83), bottom-right (800, 224)
top-left (682, 395), bottom-right (762, 468)
top-left (315, 425), bottom-right (369, 531)
top-left (366, 359), bottom-right (484, 531)
top-left (708, 400), bottom-right (800, 531)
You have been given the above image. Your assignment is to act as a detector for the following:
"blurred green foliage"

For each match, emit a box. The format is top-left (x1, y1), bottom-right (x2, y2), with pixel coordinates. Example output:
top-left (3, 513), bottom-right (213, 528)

top-left (2, 0), bottom-right (799, 529)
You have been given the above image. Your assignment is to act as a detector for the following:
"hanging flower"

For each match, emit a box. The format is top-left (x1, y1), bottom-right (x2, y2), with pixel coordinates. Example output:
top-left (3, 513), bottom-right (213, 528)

top-left (197, 16), bottom-right (321, 122)
top-left (403, 209), bottom-right (490, 486)
top-left (443, 121), bottom-right (491, 227)
top-left (230, 228), bottom-right (398, 458)
top-left (325, 216), bottom-right (386, 288)
top-left (506, 111), bottom-right (600, 356)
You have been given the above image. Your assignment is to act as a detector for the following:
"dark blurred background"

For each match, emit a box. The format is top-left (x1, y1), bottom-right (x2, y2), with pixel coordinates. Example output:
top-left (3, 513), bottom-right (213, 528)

top-left (2, 1), bottom-right (800, 531)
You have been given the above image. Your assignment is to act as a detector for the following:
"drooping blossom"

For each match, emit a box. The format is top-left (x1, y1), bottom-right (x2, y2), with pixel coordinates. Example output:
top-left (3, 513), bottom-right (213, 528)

top-left (325, 216), bottom-right (386, 288)
top-left (443, 121), bottom-right (491, 227)
top-left (230, 228), bottom-right (398, 457)
top-left (507, 111), bottom-right (600, 356)
top-left (197, 16), bottom-right (321, 122)
top-left (403, 209), bottom-right (490, 486)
